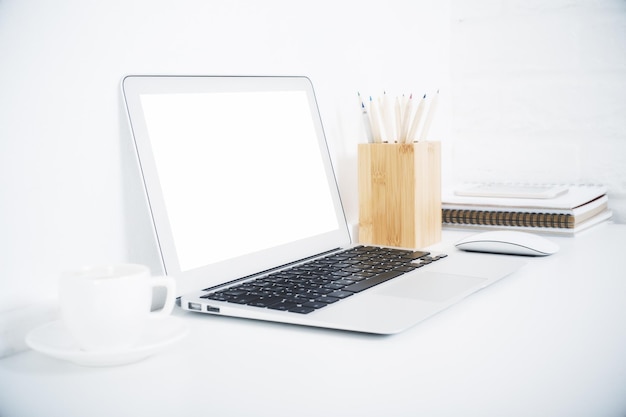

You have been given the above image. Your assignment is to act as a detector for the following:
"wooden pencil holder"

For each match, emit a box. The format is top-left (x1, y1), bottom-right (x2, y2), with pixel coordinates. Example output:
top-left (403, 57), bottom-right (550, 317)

top-left (358, 142), bottom-right (442, 249)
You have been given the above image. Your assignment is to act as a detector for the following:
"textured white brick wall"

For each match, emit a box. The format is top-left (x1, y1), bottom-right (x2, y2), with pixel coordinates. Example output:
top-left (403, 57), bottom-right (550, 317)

top-left (449, 0), bottom-right (626, 222)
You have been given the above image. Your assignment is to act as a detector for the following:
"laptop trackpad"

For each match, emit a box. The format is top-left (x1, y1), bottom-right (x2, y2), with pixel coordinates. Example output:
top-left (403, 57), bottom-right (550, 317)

top-left (379, 272), bottom-right (487, 303)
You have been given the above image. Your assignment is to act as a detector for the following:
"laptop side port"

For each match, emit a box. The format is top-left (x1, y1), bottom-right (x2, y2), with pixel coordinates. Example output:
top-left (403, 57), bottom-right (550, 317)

top-left (188, 302), bottom-right (202, 311)
top-left (207, 306), bottom-right (220, 313)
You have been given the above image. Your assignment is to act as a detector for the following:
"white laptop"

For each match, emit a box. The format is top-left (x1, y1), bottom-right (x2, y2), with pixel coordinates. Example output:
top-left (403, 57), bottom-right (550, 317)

top-left (121, 75), bottom-right (524, 334)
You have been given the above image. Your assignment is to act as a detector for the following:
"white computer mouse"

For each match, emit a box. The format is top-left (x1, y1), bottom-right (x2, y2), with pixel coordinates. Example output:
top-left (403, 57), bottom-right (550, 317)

top-left (455, 230), bottom-right (559, 256)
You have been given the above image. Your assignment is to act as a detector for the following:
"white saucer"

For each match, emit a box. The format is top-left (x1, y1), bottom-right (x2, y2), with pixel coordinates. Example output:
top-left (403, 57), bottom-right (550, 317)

top-left (26, 317), bottom-right (189, 367)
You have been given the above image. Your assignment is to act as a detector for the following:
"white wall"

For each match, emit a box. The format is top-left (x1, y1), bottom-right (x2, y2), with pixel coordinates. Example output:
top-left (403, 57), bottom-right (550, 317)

top-left (0, 0), bottom-right (450, 301)
top-left (1, 0), bottom-right (625, 303)
top-left (449, 0), bottom-right (626, 222)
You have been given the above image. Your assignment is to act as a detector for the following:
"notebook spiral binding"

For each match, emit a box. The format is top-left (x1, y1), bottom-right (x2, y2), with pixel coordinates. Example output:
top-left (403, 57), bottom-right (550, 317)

top-left (442, 209), bottom-right (574, 228)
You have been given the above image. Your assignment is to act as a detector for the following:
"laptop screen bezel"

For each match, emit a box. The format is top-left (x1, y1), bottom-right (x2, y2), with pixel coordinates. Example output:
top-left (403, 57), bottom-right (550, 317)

top-left (121, 75), bottom-right (351, 295)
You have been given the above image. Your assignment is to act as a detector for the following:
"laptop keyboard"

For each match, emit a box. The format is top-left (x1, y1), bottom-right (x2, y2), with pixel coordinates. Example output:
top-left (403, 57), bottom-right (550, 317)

top-left (200, 246), bottom-right (447, 314)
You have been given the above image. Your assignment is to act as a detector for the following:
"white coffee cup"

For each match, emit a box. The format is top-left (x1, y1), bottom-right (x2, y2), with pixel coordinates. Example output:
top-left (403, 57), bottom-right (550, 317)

top-left (59, 264), bottom-right (176, 352)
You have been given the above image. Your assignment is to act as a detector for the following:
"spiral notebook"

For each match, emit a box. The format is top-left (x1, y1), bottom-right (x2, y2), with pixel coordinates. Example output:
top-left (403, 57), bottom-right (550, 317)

top-left (443, 184), bottom-right (612, 234)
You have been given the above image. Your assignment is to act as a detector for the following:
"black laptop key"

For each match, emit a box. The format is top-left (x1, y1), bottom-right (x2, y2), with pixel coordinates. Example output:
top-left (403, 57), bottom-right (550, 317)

top-left (202, 293), bottom-right (230, 302)
top-left (225, 293), bottom-right (262, 305)
top-left (324, 282), bottom-right (347, 290)
top-left (331, 270), bottom-right (353, 277)
top-left (312, 287), bottom-right (334, 295)
top-left (404, 250), bottom-right (431, 259)
top-left (249, 295), bottom-right (284, 308)
top-left (303, 301), bottom-right (328, 309)
top-left (394, 265), bottom-right (418, 273)
top-left (333, 279), bottom-right (356, 286)
top-left (224, 289), bottom-right (248, 296)
top-left (316, 295), bottom-right (340, 304)
top-left (343, 269), bottom-right (406, 293)
top-left (329, 290), bottom-right (354, 299)
top-left (267, 301), bottom-right (298, 311)
top-left (288, 306), bottom-right (316, 314)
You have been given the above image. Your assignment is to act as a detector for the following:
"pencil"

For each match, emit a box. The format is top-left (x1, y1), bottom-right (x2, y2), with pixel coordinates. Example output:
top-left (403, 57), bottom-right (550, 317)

top-left (419, 90), bottom-right (439, 142)
top-left (399, 94), bottom-right (413, 143)
top-left (368, 96), bottom-right (382, 143)
top-left (407, 94), bottom-right (426, 142)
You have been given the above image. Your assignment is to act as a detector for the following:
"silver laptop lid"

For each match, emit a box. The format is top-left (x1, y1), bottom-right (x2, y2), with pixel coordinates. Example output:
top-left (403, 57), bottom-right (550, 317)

top-left (122, 76), bottom-right (351, 295)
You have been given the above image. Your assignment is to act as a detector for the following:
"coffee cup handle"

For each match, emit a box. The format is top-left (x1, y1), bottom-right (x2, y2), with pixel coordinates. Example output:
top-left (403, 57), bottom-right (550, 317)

top-left (149, 276), bottom-right (176, 317)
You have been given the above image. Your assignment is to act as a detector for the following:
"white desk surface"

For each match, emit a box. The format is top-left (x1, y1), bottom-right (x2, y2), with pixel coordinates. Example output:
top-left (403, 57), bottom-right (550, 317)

top-left (2, 224), bottom-right (626, 417)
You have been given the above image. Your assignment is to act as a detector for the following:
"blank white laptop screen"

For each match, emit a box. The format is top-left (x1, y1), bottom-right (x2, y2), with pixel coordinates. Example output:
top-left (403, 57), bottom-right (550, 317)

top-left (139, 90), bottom-right (339, 272)
top-left (122, 75), bottom-right (352, 296)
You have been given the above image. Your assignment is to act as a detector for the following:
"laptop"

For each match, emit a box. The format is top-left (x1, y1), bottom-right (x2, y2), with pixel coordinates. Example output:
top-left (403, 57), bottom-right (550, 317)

top-left (121, 75), bottom-right (524, 334)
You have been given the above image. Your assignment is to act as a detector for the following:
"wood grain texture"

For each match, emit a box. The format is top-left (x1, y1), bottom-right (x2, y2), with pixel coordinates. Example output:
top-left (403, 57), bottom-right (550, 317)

top-left (358, 142), bottom-right (441, 249)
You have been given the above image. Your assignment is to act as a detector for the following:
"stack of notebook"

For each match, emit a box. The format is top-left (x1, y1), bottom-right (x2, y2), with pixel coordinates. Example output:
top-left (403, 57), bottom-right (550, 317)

top-left (442, 184), bottom-right (612, 235)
